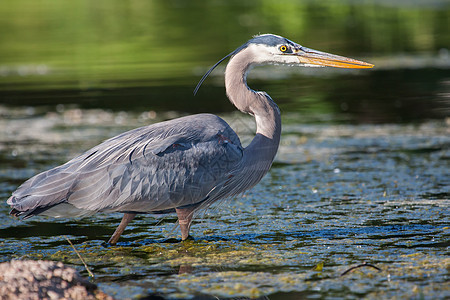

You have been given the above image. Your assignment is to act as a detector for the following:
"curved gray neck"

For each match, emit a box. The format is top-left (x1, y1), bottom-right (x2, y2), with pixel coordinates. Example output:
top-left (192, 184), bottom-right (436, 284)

top-left (225, 47), bottom-right (281, 140)
top-left (225, 47), bottom-right (282, 183)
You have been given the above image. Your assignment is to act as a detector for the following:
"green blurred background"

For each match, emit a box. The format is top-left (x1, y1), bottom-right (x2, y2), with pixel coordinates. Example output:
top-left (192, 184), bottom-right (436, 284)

top-left (0, 0), bottom-right (449, 122)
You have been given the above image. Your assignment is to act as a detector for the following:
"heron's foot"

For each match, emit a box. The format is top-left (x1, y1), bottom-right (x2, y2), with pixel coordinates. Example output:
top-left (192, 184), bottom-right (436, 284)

top-left (107, 212), bottom-right (136, 245)
top-left (176, 207), bottom-right (195, 242)
top-left (181, 235), bottom-right (195, 242)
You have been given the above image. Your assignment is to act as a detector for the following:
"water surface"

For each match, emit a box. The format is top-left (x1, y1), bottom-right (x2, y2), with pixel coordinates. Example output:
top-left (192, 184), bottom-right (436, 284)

top-left (0, 107), bottom-right (448, 299)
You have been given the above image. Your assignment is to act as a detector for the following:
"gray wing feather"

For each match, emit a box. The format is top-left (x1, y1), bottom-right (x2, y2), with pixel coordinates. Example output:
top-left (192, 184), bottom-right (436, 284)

top-left (7, 113), bottom-right (243, 217)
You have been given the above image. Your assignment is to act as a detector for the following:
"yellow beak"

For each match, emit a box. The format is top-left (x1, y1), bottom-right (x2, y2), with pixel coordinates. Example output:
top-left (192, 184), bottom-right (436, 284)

top-left (296, 47), bottom-right (374, 69)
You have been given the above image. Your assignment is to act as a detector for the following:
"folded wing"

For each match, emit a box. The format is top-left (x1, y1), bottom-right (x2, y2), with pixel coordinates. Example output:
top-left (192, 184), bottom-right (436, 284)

top-left (8, 113), bottom-right (243, 218)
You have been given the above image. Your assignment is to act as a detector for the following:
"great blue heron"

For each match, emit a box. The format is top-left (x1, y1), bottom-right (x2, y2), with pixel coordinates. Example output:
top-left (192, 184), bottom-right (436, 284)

top-left (7, 34), bottom-right (373, 244)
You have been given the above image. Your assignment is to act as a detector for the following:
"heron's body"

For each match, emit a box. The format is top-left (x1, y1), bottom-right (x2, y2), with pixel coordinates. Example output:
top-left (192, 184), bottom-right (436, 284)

top-left (9, 114), bottom-right (245, 214)
top-left (7, 34), bottom-right (372, 244)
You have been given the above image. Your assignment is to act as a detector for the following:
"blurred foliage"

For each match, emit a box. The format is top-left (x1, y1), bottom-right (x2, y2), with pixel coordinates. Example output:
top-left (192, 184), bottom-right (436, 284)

top-left (0, 0), bottom-right (448, 86)
top-left (0, 0), bottom-right (448, 121)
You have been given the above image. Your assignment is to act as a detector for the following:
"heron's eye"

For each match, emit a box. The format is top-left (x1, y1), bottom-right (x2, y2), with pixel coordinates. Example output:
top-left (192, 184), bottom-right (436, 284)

top-left (279, 45), bottom-right (288, 52)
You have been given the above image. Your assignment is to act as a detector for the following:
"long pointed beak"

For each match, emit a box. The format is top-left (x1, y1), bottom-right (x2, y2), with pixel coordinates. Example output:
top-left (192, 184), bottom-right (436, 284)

top-left (295, 46), bottom-right (374, 69)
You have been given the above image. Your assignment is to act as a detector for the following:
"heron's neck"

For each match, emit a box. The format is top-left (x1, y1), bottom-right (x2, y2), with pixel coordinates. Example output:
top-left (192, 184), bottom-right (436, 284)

top-left (225, 49), bottom-right (281, 171)
top-left (225, 49), bottom-right (281, 141)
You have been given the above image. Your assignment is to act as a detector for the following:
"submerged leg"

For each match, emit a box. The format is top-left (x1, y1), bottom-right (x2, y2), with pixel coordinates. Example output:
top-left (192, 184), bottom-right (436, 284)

top-left (107, 213), bottom-right (137, 245)
top-left (176, 207), bottom-right (195, 241)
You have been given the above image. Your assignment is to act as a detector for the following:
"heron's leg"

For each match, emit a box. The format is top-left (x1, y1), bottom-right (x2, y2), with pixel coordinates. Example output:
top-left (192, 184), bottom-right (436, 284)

top-left (175, 207), bottom-right (195, 241)
top-left (107, 212), bottom-right (137, 245)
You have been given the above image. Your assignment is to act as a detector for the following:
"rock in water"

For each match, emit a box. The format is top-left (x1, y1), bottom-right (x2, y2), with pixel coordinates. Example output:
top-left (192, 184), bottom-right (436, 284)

top-left (0, 260), bottom-right (113, 300)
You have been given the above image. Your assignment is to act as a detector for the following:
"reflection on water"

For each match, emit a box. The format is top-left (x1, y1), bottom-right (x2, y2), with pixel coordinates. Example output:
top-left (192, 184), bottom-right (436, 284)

top-left (0, 107), bottom-right (448, 299)
top-left (1, 66), bottom-right (449, 124)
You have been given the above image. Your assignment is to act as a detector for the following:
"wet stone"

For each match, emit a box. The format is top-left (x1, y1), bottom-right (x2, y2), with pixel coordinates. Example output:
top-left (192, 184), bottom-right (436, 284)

top-left (0, 260), bottom-right (113, 300)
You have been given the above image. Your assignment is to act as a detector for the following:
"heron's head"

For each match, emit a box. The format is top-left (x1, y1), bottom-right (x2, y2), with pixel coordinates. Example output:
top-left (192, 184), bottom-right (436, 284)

top-left (194, 34), bottom-right (373, 95)
top-left (243, 34), bottom-right (374, 68)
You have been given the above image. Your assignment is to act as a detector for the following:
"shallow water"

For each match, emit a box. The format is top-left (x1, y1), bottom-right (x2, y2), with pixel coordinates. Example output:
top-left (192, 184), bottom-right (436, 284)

top-left (0, 107), bottom-right (448, 299)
